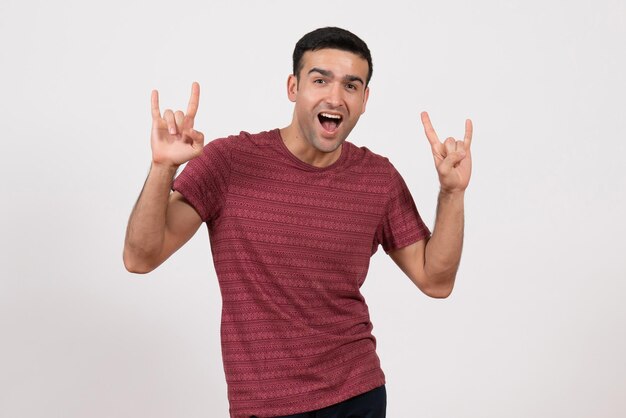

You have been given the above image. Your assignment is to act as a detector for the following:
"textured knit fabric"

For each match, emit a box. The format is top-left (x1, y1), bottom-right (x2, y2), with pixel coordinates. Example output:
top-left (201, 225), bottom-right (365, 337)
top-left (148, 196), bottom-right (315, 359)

top-left (172, 129), bottom-right (430, 418)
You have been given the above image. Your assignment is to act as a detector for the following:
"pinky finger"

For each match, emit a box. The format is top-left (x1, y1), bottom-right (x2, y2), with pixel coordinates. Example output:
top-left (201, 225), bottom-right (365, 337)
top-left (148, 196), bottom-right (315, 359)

top-left (464, 118), bottom-right (473, 148)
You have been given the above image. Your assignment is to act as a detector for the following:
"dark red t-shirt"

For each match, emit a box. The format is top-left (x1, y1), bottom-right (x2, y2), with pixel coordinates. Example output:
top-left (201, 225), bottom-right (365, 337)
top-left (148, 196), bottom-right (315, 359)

top-left (173, 129), bottom-right (430, 417)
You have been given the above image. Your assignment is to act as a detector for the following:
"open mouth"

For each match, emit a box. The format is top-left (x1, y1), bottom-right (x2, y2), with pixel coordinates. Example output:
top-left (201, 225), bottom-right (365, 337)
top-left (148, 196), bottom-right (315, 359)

top-left (318, 112), bottom-right (343, 133)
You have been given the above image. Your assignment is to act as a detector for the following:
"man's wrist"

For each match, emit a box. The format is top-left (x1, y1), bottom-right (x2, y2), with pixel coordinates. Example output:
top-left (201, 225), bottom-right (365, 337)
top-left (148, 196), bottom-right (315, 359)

top-left (439, 188), bottom-right (465, 200)
top-left (150, 161), bottom-right (179, 179)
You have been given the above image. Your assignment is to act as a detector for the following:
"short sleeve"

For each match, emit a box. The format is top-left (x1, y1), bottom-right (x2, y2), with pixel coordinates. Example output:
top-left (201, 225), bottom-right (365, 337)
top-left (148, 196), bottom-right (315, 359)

top-left (172, 137), bottom-right (232, 225)
top-left (376, 164), bottom-right (431, 253)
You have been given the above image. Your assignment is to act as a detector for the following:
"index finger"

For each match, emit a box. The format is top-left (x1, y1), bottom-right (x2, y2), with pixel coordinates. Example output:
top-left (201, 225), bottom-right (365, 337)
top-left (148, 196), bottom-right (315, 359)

top-left (186, 82), bottom-right (200, 118)
top-left (151, 89), bottom-right (161, 119)
top-left (464, 118), bottom-right (473, 149)
top-left (420, 111), bottom-right (441, 146)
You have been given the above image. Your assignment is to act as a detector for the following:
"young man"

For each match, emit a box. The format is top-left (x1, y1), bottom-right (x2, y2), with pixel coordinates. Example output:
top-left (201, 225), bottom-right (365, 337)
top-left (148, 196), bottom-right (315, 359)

top-left (124, 27), bottom-right (472, 418)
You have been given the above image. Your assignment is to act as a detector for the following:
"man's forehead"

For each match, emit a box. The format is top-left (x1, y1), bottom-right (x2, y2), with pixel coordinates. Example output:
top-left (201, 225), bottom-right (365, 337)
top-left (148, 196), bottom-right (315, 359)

top-left (301, 48), bottom-right (369, 75)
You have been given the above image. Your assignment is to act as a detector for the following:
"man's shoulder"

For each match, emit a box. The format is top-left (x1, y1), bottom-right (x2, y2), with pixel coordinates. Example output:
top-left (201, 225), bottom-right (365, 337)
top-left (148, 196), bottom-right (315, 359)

top-left (204, 129), bottom-right (277, 156)
top-left (344, 141), bottom-right (394, 172)
top-left (205, 129), bottom-right (279, 151)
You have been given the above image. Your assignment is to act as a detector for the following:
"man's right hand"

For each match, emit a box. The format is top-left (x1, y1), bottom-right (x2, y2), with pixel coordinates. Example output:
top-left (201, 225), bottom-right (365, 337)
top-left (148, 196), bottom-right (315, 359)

top-left (123, 82), bottom-right (205, 274)
top-left (151, 82), bottom-right (205, 168)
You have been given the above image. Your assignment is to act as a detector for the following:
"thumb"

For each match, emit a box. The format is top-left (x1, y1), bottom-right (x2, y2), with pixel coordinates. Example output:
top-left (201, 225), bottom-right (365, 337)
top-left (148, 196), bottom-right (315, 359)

top-left (439, 150), bottom-right (466, 172)
top-left (190, 129), bottom-right (205, 147)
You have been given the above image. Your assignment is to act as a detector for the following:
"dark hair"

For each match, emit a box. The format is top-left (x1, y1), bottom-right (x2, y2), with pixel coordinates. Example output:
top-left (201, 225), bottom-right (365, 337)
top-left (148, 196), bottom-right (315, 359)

top-left (292, 27), bottom-right (373, 86)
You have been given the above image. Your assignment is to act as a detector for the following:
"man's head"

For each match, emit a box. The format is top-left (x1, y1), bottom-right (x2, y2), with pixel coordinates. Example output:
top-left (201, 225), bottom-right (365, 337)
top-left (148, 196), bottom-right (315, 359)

top-left (293, 27), bottom-right (373, 86)
top-left (283, 27), bottom-right (372, 167)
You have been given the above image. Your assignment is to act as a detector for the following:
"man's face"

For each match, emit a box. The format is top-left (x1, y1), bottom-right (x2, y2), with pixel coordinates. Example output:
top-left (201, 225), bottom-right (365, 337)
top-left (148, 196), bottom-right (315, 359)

top-left (287, 48), bottom-right (370, 157)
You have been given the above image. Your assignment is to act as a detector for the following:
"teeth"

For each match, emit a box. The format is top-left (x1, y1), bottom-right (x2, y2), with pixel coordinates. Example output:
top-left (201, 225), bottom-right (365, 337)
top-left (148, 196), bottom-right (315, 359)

top-left (320, 113), bottom-right (342, 120)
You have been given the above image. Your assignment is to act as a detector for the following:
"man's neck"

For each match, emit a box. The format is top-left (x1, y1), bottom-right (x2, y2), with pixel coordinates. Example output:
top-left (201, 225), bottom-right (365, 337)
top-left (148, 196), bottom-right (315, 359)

top-left (279, 125), bottom-right (343, 168)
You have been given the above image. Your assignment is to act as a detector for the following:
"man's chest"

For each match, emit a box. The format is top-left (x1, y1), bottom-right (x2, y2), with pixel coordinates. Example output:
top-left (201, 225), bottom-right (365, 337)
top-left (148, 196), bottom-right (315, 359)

top-left (211, 159), bottom-right (389, 260)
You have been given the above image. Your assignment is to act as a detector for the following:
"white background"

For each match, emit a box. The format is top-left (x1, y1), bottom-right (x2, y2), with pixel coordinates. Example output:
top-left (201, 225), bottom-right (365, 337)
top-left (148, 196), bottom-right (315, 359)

top-left (1, 0), bottom-right (625, 417)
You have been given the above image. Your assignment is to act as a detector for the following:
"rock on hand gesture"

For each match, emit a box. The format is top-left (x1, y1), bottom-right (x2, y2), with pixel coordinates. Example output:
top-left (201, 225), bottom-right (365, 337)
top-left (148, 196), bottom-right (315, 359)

top-left (421, 111), bottom-right (473, 193)
top-left (150, 82), bottom-right (205, 168)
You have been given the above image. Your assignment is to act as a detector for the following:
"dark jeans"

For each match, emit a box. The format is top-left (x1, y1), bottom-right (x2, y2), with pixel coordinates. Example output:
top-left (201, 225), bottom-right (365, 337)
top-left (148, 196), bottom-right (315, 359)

top-left (260, 385), bottom-right (386, 418)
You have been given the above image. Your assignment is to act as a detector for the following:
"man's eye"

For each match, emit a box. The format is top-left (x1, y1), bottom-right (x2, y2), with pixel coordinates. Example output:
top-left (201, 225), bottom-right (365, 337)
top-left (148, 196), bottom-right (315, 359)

top-left (346, 83), bottom-right (357, 90)
top-left (314, 79), bottom-right (325, 84)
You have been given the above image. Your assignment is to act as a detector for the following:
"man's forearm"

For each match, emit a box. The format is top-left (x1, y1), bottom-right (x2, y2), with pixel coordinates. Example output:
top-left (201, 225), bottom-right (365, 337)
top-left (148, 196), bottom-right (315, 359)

top-left (123, 163), bottom-right (178, 271)
top-left (423, 190), bottom-right (465, 290)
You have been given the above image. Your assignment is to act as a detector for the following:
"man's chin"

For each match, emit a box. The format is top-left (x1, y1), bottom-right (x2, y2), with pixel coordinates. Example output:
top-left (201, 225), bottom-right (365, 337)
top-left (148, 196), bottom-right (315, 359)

top-left (314, 136), bottom-right (344, 153)
top-left (318, 128), bottom-right (348, 144)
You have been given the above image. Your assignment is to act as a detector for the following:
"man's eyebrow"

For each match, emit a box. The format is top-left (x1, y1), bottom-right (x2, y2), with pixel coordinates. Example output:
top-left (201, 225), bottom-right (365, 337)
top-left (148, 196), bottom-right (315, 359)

top-left (308, 67), bottom-right (333, 78)
top-left (307, 67), bottom-right (365, 85)
top-left (343, 75), bottom-right (364, 85)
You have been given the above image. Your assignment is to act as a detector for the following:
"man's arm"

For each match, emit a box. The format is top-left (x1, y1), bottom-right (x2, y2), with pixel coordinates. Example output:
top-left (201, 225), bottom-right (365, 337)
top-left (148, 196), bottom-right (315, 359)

top-left (123, 168), bottom-right (202, 273)
top-left (123, 83), bottom-right (205, 274)
top-left (388, 112), bottom-right (472, 298)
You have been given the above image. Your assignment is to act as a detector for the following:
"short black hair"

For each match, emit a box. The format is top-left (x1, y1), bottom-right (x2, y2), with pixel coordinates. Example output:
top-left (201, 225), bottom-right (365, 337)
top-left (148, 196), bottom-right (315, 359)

top-left (293, 27), bottom-right (373, 86)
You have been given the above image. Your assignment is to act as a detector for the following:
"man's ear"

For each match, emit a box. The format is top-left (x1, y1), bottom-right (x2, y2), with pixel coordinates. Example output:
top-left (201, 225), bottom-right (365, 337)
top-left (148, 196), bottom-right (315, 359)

top-left (361, 86), bottom-right (370, 115)
top-left (287, 74), bottom-right (298, 102)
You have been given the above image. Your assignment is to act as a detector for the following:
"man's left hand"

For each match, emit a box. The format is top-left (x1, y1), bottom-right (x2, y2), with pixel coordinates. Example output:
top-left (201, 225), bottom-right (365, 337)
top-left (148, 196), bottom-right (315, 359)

top-left (421, 111), bottom-right (473, 193)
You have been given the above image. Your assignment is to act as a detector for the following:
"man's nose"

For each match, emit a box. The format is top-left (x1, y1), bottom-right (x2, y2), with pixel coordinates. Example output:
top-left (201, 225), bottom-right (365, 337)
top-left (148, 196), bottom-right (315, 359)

top-left (324, 82), bottom-right (343, 107)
